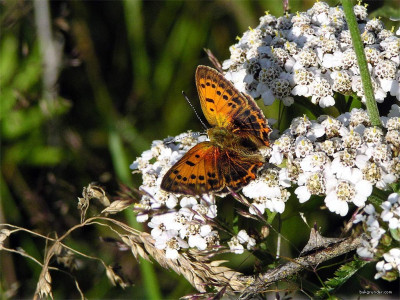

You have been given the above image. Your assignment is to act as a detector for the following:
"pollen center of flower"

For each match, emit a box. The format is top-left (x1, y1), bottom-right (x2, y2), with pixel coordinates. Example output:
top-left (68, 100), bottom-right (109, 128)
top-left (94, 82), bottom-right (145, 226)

top-left (306, 173), bottom-right (325, 194)
top-left (336, 181), bottom-right (355, 202)
top-left (187, 224), bottom-right (200, 235)
top-left (166, 237), bottom-right (179, 250)
top-left (340, 149), bottom-right (357, 167)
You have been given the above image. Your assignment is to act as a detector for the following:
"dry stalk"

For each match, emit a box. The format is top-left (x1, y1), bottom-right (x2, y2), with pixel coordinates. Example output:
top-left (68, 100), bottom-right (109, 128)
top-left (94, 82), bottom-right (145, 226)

top-left (125, 232), bottom-right (246, 293)
top-left (237, 233), bottom-right (365, 299)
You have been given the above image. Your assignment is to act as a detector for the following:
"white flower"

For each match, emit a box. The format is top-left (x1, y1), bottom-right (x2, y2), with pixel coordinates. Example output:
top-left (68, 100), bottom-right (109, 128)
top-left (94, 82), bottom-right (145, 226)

top-left (154, 230), bottom-right (188, 260)
top-left (242, 179), bottom-right (281, 199)
top-left (375, 248), bottom-right (400, 279)
top-left (355, 203), bottom-right (386, 260)
top-left (324, 171), bottom-right (372, 216)
top-left (295, 171), bottom-right (327, 203)
top-left (224, 67), bottom-right (247, 93)
top-left (228, 236), bottom-right (245, 254)
top-left (180, 196), bottom-right (198, 208)
top-left (357, 239), bottom-right (376, 258)
top-left (321, 51), bottom-right (343, 69)
top-left (237, 230), bottom-right (250, 244)
top-left (295, 185), bottom-right (312, 203)
top-left (310, 78), bottom-right (335, 107)
top-left (381, 193), bottom-right (400, 229)
top-left (243, 169), bottom-right (290, 214)
top-left (235, 230), bottom-right (257, 251)
top-left (294, 137), bottom-right (314, 157)
top-left (261, 88), bottom-right (275, 106)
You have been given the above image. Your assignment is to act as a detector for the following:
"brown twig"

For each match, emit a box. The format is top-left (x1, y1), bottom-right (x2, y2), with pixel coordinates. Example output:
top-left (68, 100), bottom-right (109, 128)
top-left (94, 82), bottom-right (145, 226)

top-left (237, 233), bottom-right (365, 298)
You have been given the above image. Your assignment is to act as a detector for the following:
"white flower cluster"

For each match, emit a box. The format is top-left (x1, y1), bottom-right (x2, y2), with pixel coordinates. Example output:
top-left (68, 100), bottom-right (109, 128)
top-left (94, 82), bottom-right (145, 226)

top-left (131, 105), bottom-right (399, 258)
top-left (354, 204), bottom-right (384, 259)
top-left (375, 248), bottom-right (400, 280)
top-left (248, 105), bottom-right (399, 217)
top-left (222, 1), bottom-right (400, 107)
top-left (354, 193), bottom-right (400, 281)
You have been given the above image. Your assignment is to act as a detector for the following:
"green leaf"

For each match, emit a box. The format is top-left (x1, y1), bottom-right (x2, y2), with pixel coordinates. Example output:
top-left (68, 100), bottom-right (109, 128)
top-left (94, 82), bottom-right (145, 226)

top-left (266, 210), bottom-right (277, 224)
top-left (12, 56), bottom-right (42, 92)
top-left (369, 5), bottom-right (400, 21)
top-left (1, 106), bottom-right (46, 139)
top-left (1, 97), bottom-right (71, 139)
top-left (28, 146), bottom-right (64, 166)
top-left (316, 257), bottom-right (369, 297)
top-left (0, 88), bottom-right (18, 120)
top-left (0, 35), bottom-right (18, 87)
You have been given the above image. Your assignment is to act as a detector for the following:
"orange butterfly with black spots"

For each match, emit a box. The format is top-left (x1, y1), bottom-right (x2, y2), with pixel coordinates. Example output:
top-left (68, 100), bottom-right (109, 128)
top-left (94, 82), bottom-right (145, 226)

top-left (161, 66), bottom-right (271, 195)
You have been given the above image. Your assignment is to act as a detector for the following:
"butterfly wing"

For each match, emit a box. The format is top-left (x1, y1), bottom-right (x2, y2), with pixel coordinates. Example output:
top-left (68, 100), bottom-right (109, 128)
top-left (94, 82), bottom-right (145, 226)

top-left (196, 65), bottom-right (270, 147)
top-left (161, 142), bottom-right (224, 195)
top-left (219, 149), bottom-right (263, 191)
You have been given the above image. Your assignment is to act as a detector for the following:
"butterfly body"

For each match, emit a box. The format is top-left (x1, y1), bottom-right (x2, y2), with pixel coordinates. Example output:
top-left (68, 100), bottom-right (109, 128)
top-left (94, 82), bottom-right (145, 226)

top-left (161, 66), bottom-right (270, 195)
top-left (207, 126), bottom-right (263, 159)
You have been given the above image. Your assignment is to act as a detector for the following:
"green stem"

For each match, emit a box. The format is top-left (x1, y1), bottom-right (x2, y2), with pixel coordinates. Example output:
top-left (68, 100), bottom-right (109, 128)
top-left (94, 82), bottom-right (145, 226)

top-left (341, 0), bottom-right (381, 126)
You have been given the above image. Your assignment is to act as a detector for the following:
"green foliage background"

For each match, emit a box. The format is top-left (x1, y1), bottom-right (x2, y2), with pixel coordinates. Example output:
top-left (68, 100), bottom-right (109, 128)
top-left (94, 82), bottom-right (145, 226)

top-left (1, 0), bottom-right (399, 298)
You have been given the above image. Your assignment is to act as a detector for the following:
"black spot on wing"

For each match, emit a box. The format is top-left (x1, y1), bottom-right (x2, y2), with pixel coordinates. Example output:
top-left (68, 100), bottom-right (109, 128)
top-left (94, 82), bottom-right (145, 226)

top-left (207, 179), bottom-right (219, 187)
top-left (206, 98), bottom-right (215, 103)
top-left (207, 172), bottom-right (216, 178)
top-left (232, 97), bottom-right (241, 105)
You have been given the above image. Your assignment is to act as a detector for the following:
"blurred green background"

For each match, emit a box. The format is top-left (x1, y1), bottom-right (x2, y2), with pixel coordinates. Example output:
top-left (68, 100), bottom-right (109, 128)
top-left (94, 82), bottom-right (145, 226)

top-left (1, 0), bottom-right (399, 298)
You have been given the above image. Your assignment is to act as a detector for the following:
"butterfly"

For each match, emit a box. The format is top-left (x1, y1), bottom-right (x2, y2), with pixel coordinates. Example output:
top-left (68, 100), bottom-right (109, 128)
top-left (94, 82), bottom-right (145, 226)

top-left (161, 65), bottom-right (271, 195)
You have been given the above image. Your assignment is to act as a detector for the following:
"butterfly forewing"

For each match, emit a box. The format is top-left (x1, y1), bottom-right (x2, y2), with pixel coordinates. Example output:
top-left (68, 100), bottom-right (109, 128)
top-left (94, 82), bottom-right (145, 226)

top-left (196, 66), bottom-right (270, 147)
top-left (196, 66), bottom-right (245, 128)
top-left (161, 142), bottom-right (224, 195)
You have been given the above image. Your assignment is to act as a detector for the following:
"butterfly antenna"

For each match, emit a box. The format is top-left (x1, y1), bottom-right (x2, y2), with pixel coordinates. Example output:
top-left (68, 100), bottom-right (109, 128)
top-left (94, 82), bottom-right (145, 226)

top-left (182, 91), bottom-right (209, 131)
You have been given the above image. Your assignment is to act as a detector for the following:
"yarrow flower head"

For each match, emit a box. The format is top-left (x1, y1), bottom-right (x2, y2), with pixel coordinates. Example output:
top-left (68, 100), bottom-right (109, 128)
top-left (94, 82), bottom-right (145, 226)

top-left (222, 1), bottom-right (400, 107)
top-left (270, 105), bottom-right (400, 218)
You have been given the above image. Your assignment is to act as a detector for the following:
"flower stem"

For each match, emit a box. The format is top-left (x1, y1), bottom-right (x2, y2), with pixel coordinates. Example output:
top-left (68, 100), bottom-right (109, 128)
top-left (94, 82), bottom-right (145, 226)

top-left (341, 0), bottom-right (381, 126)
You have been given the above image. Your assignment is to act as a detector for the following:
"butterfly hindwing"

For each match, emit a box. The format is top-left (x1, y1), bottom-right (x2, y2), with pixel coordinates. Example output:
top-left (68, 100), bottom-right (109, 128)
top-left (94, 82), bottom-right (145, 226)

top-left (231, 93), bottom-right (271, 147)
top-left (161, 142), bottom-right (224, 195)
top-left (219, 149), bottom-right (263, 190)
